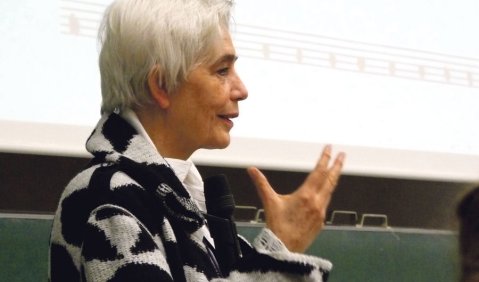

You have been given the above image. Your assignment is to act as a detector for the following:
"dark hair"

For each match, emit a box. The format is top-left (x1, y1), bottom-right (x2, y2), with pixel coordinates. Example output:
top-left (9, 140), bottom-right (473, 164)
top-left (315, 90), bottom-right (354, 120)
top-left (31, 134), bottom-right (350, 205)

top-left (457, 186), bottom-right (479, 282)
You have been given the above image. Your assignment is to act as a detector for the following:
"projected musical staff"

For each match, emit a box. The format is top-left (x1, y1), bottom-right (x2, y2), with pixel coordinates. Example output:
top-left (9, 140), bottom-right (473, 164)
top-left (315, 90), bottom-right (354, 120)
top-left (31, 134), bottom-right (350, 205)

top-left (59, 0), bottom-right (479, 88)
top-left (233, 24), bottom-right (479, 88)
top-left (59, 0), bottom-right (107, 38)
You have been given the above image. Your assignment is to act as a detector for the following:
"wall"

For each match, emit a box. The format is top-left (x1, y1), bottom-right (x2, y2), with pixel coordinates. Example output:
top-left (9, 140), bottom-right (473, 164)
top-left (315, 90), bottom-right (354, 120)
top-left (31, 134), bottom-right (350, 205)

top-left (0, 152), bottom-right (475, 229)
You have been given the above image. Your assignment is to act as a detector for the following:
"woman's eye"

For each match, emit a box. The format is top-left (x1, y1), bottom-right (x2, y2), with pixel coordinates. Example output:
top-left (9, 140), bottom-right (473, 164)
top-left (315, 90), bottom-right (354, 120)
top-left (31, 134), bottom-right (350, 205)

top-left (217, 67), bottom-right (229, 76)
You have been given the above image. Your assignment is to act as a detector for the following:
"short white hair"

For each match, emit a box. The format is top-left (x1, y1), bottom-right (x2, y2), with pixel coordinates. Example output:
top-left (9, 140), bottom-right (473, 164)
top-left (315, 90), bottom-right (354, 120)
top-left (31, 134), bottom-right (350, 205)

top-left (98, 0), bottom-right (234, 113)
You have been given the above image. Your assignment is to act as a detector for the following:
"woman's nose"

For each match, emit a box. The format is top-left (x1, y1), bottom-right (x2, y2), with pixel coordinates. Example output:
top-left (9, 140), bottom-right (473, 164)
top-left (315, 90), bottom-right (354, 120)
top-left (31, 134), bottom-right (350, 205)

top-left (232, 73), bottom-right (248, 101)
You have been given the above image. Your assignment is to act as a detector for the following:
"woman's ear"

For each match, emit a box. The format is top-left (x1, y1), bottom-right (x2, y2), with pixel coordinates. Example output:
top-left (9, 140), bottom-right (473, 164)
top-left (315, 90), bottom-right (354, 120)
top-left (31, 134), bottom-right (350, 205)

top-left (147, 65), bottom-right (170, 109)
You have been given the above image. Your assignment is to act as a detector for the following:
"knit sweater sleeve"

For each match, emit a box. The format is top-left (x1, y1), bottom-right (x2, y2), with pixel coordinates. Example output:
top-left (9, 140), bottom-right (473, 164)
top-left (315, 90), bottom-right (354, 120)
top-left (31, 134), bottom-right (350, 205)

top-left (81, 204), bottom-right (174, 282)
top-left (216, 228), bottom-right (332, 282)
top-left (254, 228), bottom-right (332, 279)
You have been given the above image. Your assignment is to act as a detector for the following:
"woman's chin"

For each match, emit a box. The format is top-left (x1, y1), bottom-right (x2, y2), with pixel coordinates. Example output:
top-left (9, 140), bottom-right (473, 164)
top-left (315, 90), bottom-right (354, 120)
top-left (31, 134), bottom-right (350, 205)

top-left (205, 136), bottom-right (231, 150)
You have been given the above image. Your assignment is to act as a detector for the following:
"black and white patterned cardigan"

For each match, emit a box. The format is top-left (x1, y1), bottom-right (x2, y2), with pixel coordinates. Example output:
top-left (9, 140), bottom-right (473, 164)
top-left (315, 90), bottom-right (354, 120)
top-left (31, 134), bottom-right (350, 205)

top-left (49, 113), bottom-right (332, 281)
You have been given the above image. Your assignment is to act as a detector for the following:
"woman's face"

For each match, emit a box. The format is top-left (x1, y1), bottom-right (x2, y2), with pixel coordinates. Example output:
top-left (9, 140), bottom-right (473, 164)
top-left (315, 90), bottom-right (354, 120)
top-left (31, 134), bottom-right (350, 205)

top-left (166, 29), bottom-right (248, 157)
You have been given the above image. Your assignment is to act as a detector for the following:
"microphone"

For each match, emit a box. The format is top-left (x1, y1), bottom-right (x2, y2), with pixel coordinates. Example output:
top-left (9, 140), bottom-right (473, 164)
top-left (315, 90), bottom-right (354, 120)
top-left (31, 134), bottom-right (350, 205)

top-left (204, 174), bottom-right (242, 275)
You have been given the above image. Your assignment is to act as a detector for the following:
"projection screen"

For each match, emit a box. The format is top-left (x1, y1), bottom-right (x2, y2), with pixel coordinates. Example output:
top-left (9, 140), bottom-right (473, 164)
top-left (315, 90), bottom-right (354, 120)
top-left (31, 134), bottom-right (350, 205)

top-left (1, 0), bottom-right (478, 181)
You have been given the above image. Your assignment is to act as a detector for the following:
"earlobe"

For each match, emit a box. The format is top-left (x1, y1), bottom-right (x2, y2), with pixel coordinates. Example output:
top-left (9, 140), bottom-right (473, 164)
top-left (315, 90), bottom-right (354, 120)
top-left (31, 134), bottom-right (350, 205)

top-left (147, 65), bottom-right (170, 109)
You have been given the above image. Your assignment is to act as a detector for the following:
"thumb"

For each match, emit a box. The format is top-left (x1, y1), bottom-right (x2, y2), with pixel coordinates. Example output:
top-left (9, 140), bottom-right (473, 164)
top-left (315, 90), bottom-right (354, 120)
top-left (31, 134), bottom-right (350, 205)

top-left (247, 167), bottom-right (276, 205)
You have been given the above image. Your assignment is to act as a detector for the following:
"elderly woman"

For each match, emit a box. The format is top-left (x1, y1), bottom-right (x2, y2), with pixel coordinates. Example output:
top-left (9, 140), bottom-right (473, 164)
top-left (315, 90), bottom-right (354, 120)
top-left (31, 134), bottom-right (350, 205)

top-left (49, 0), bottom-right (345, 281)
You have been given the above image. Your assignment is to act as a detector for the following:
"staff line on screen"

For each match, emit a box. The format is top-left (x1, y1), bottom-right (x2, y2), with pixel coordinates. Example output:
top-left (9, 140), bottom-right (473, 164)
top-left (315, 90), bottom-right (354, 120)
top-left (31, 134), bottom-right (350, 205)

top-left (59, 1), bottom-right (479, 89)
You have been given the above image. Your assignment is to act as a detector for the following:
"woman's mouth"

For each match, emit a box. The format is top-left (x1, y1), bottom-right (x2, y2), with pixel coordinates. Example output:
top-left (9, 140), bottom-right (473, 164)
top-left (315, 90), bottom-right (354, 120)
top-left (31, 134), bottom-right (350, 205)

top-left (218, 113), bottom-right (238, 127)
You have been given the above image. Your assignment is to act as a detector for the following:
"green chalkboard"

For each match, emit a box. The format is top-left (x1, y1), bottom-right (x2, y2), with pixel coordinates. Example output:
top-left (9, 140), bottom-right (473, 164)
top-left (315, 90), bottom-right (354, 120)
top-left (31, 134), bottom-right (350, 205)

top-left (0, 216), bottom-right (52, 282)
top-left (238, 223), bottom-right (460, 282)
top-left (0, 216), bottom-right (460, 282)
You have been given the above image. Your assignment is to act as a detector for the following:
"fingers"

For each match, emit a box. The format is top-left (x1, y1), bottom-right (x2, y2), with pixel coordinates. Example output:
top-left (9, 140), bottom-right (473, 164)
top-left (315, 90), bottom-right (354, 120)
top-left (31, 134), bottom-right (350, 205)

top-left (329, 152), bottom-right (346, 183)
top-left (247, 167), bottom-right (276, 205)
top-left (317, 144), bottom-right (332, 168)
top-left (309, 145), bottom-right (346, 193)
